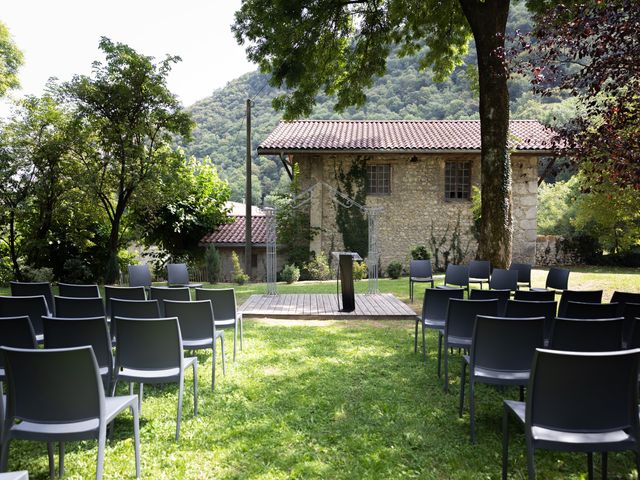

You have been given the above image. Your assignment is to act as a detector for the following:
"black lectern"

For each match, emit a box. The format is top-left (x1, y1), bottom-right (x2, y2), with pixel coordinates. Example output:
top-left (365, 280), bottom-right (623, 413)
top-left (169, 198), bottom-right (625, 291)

top-left (332, 252), bottom-right (362, 312)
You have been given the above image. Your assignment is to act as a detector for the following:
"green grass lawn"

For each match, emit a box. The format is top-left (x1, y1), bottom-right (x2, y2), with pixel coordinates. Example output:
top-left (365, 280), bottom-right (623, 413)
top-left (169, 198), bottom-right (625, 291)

top-left (1, 266), bottom-right (639, 478)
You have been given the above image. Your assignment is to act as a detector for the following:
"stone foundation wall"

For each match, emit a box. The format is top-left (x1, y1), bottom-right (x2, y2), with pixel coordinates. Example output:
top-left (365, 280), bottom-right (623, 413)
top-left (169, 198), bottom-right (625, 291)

top-left (294, 152), bottom-right (539, 273)
top-left (535, 235), bottom-right (581, 266)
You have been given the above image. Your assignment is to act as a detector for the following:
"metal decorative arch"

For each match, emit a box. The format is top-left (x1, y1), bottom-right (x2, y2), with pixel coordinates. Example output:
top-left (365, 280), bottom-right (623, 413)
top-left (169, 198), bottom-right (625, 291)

top-left (265, 182), bottom-right (383, 295)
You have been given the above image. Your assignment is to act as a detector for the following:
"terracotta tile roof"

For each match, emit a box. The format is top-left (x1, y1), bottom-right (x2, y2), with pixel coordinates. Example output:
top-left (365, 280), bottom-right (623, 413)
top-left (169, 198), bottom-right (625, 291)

top-left (200, 216), bottom-right (267, 246)
top-left (257, 120), bottom-right (554, 153)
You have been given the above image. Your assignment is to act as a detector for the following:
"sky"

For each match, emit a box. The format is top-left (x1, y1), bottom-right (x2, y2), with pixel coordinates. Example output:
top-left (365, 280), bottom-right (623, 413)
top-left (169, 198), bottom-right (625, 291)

top-left (0, 0), bottom-right (256, 110)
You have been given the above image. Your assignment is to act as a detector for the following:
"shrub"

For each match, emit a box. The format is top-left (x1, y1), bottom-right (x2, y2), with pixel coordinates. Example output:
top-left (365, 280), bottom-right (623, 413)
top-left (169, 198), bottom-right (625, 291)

top-left (386, 261), bottom-right (402, 279)
top-left (21, 266), bottom-right (54, 282)
top-left (304, 252), bottom-right (332, 280)
top-left (61, 258), bottom-right (94, 284)
top-left (231, 251), bottom-right (249, 285)
top-left (410, 245), bottom-right (431, 260)
top-left (281, 264), bottom-right (300, 284)
top-left (353, 261), bottom-right (368, 281)
top-left (205, 244), bottom-right (222, 283)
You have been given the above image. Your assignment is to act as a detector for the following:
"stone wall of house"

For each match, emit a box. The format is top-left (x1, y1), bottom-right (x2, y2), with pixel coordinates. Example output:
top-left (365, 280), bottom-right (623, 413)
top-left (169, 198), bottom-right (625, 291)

top-left (294, 152), bottom-right (539, 273)
top-left (535, 235), bottom-right (581, 266)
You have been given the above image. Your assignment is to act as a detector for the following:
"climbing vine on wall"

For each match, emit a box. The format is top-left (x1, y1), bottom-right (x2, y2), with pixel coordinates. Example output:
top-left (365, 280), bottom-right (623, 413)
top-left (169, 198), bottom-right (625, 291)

top-left (334, 156), bottom-right (369, 258)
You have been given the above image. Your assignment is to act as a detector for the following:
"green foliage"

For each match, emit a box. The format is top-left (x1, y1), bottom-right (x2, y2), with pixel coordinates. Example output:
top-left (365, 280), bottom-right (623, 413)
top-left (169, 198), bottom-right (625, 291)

top-left (231, 251), bottom-right (249, 285)
top-left (303, 252), bottom-right (332, 281)
top-left (0, 22), bottom-right (23, 96)
top-left (386, 261), bottom-right (403, 279)
top-left (410, 246), bottom-right (431, 261)
top-left (204, 244), bottom-right (222, 283)
top-left (61, 258), bottom-right (94, 284)
top-left (352, 261), bottom-right (368, 281)
top-left (281, 263), bottom-right (301, 284)
top-left (537, 177), bottom-right (579, 237)
top-left (20, 266), bottom-right (54, 283)
top-left (334, 156), bottom-right (369, 258)
top-left (470, 185), bottom-right (482, 243)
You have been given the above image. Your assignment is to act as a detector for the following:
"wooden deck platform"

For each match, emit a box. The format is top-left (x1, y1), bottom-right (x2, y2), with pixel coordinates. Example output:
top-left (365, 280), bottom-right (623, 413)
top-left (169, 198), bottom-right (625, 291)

top-left (239, 293), bottom-right (417, 320)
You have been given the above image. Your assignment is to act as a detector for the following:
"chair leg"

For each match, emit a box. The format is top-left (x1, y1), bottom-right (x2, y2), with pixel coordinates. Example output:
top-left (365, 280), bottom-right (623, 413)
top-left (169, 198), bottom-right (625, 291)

top-left (220, 335), bottom-right (226, 376)
top-left (421, 323), bottom-right (426, 362)
top-left (130, 402), bottom-right (141, 479)
top-left (410, 280), bottom-right (413, 302)
top-left (414, 319), bottom-right (419, 353)
top-left (469, 378), bottom-right (476, 444)
top-left (192, 360), bottom-right (198, 417)
top-left (501, 406), bottom-right (509, 480)
top-left (437, 333), bottom-right (443, 378)
top-left (59, 442), bottom-right (65, 477)
top-left (601, 452), bottom-right (607, 480)
top-left (587, 452), bottom-right (594, 480)
top-left (47, 442), bottom-right (55, 478)
top-left (97, 423), bottom-right (106, 480)
top-left (212, 341), bottom-right (216, 392)
top-left (233, 323), bottom-right (238, 363)
top-left (0, 430), bottom-right (10, 472)
top-left (525, 435), bottom-right (536, 479)
top-left (239, 314), bottom-right (243, 351)
top-left (176, 374), bottom-right (184, 442)
top-left (519, 385), bottom-right (525, 402)
top-left (458, 360), bottom-right (467, 418)
top-left (139, 383), bottom-right (144, 413)
top-left (443, 342), bottom-right (449, 393)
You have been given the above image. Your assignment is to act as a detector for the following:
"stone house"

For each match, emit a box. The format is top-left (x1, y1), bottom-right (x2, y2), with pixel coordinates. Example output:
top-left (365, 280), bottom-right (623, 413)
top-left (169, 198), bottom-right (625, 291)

top-left (257, 120), bottom-right (553, 272)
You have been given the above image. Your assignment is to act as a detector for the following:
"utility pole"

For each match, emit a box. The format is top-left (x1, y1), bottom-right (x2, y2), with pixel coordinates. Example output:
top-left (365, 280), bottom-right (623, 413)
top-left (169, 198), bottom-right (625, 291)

top-left (245, 98), bottom-right (252, 278)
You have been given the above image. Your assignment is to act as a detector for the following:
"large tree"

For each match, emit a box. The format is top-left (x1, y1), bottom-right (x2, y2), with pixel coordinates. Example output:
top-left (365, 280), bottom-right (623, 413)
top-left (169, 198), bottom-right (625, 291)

top-left (0, 21), bottom-right (23, 97)
top-left (61, 38), bottom-right (193, 283)
top-left (233, 0), bottom-right (516, 267)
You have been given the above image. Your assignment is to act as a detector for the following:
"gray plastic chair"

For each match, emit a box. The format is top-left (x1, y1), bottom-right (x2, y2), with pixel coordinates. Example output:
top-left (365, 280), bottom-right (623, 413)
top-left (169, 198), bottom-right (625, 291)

top-left (164, 300), bottom-right (226, 391)
top-left (439, 264), bottom-right (470, 295)
top-left (0, 346), bottom-right (140, 480)
top-left (195, 288), bottom-right (243, 361)
top-left (149, 287), bottom-right (190, 316)
top-left (514, 289), bottom-right (555, 302)
top-left (0, 296), bottom-right (48, 344)
top-left (10, 281), bottom-right (54, 316)
top-left (564, 301), bottom-right (619, 320)
top-left (509, 263), bottom-right (532, 289)
top-left (127, 265), bottom-right (153, 289)
top-left (550, 317), bottom-right (625, 352)
top-left (112, 316), bottom-right (197, 442)
top-left (57, 283), bottom-right (100, 298)
top-left (54, 296), bottom-right (105, 319)
top-left (166, 263), bottom-right (203, 289)
top-left (440, 298), bottom-right (499, 392)
top-left (459, 315), bottom-right (544, 443)
top-left (43, 316), bottom-right (113, 391)
top-left (468, 260), bottom-right (491, 290)
top-left (469, 289), bottom-right (510, 316)
top-left (502, 348), bottom-right (640, 480)
top-left (409, 260), bottom-right (434, 302)
top-left (622, 303), bottom-right (640, 348)
top-left (415, 287), bottom-right (465, 362)
top-left (611, 291), bottom-right (640, 318)
top-left (110, 299), bottom-right (160, 319)
top-left (531, 267), bottom-right (570, 293)
top-left (104, 286), bottom-right (146, 319)
top-left (489, 269), bottom-right (518, 292)
top-left (505, 300), bottom-right (557, 346)
top-left (558, 290), bottom-right (603, 317)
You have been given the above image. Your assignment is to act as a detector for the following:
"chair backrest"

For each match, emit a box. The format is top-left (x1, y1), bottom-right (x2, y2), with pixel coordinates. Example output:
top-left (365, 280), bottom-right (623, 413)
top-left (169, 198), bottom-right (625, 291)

top-left (558, 289), bottom-right (603, 317)
top-left (195, 288), bottom-right (237, 321)
top-left (110, 298), bottom-right (160, 319)
top-left (509, 263), bottom-right (532, 284)
top-left (167, 263), bottom-right (190, 286)
top-left (128, 264), bottom-right (152, 288)
top-left (0, 295), bottom-right (48, 338)
top-left (114, 317), bottom-right (182, 371)
top-left (445, 298), bottom-right (499, 341)
top-left (54, 296), bottom-right (105, 319)
top-left (421, 287), bottom-right (464, 321)
top-left (43, 316), bottom-right (113, 372)
top-left (471, 315), bottom-right (544, 372)
top-left (527, 348), bottom-right (640, 436)
top-left (488, 269), bottom-right (519, 291)
top-left (545, 267), bottom-right (570, 291)
top-left (164, 300), bottom-right (215, 342)
top-left (10, 281), bottom-right (54, 315)
top-left (469, 289), bottom-right (510, 316)
top-left (444, 264), bottom-right (469, 288)
top-left (514, 289), bottom-right (555, 302)
top-left (149, 287), bottom-right (191, 316)
top-left (612, 291), bottom-right (640, 317)
top-left (505, 299), bottom-right (557, 341)
top-left (58, 282), bottom-right (101, 298)
top-left (104, 286), bottom-right (147, 318)
top-left (564, 301), bottom-right (620, 320)
top-left (0, 316), bottom-right (37, 373)
top-left (409, 260), bottom-right (433, 279)
top-left (468, 260), bottom-right (491, 280)
top-left (550, 317), bottom-right (625, 352)
top-left (622, 303), bottom-right (640, 348)
top-left (2, 346), bottom-right (103, 425)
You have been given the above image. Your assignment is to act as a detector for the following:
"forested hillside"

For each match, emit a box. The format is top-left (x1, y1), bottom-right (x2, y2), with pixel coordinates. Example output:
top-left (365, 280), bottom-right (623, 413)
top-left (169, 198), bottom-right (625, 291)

top-left (183, 3), bottom-right (572, 203)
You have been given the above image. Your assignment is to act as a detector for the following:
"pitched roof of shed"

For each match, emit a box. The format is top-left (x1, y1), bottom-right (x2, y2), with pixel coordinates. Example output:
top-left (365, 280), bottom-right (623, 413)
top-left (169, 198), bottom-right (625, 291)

top-left (200, 216), bottom-right (267, 246)
top-left (257, 119), bottom-right (554, 154)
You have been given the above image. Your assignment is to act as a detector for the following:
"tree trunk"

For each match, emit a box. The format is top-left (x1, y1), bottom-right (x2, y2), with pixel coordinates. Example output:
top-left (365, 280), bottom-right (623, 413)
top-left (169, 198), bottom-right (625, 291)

top-left (104, 202), bottom-right (127, 285)
top-left (8, 209), bottom-right (23, 281)
top-left (459, 0), bottom-right (512, 269)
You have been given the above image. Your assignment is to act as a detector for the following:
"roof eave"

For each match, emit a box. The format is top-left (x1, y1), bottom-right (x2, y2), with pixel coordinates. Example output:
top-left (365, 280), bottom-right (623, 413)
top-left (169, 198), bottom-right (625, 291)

top-left (257, 148), bottom-right (555, 156)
